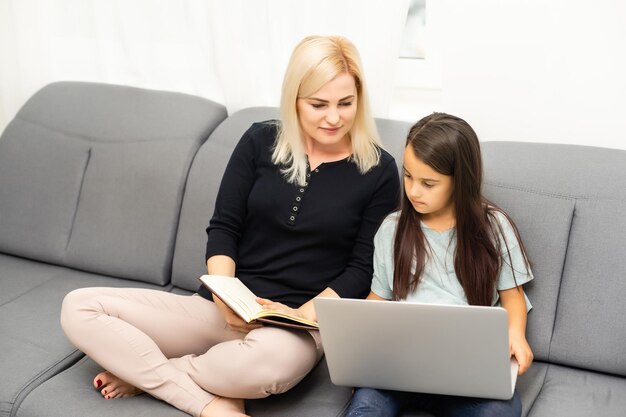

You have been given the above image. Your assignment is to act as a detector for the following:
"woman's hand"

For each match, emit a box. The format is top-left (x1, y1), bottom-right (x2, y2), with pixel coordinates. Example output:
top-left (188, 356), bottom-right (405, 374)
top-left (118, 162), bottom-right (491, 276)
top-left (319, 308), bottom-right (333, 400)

top-left (256, 297), bottom-right (307, 319)
top-left (256, 287), bottom-right (341, 324)
top-left (509, 331), bottom-right (534, 375)
top-left (214, 296), bottom-right (262, 333)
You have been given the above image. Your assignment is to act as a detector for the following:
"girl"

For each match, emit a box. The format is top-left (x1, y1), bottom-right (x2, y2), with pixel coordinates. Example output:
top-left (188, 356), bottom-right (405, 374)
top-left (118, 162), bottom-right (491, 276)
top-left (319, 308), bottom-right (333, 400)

top-left (345, 112), bottom-right (533, 417)
top-left (60, 36), bottom-right (399, 417)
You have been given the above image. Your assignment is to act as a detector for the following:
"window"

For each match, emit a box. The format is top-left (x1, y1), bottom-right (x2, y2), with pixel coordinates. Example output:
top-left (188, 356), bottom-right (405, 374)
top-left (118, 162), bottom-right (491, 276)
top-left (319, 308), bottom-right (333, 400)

top-left (400, 0), bottom-right (426, 59)
top-left (390, 0), bottom-right (442, 121)
top-left (396, 0), bottom-right (441, 89)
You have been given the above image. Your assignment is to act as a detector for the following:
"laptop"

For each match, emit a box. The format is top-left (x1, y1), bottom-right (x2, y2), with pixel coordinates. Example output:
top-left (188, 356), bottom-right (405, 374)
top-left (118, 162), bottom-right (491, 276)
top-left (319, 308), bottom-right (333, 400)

top-left (314, 298), bottom-right (519, 400)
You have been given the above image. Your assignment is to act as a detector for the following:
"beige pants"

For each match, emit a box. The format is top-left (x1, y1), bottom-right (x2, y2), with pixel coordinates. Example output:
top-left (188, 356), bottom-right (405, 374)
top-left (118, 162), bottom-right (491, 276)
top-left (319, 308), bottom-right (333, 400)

top-left (60, 287), bottom-right (323, 417)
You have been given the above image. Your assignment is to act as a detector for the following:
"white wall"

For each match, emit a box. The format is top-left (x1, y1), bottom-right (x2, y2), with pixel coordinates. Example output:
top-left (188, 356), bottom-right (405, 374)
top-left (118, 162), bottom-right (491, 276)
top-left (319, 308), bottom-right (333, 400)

top-left (2, 1), bottom-right (625, 151)
top-left (440, 0), bottom-right (626, 150)
top-left (0, 0), bottom-right (407, 133)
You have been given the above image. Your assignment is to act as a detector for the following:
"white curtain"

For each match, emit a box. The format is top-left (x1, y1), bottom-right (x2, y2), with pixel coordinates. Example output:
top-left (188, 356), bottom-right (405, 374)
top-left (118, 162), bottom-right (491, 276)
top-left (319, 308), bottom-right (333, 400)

top-left (0, 0), bottom-right (408, 132)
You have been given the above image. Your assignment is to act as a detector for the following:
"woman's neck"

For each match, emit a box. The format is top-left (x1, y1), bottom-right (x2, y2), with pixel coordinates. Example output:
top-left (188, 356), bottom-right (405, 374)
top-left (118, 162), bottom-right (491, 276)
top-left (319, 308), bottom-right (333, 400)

top-left (305, 137), bottom-right (352, 170)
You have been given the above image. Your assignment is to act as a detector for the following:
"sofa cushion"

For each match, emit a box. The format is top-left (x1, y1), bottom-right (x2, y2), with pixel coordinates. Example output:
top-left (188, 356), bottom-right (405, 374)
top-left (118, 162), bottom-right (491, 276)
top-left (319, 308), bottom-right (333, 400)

top-left (0, 254), bottom-right (65, 307)
top-left (18, 356), bottom-right (352, 417)
top-left (13, 81), bottom-right (223, 150)
top-left (481, 141), bottom-right (626, 200)
top-left (62, 139), bottom-right (200, 284)
top-left (482, 141), bottom-right (626, 376)
top-left (0, 125), bottom-right (90, 265)
top-left (525, 364), bottom-right (626, 417)
top-left (0, 257), bottom-right (163, 417)
top-left (480, 142), bottom-right (626, 376)
top-left (0, 82), bottom-right (227, 285)
top-left (515, 362), bottom-right (549, 417)
top-left (15, 357), bottom-right (189, 417)
top-left (549, 199), bottom-right (626, 376)
top-left (482, 184), bottom-right (574, 360)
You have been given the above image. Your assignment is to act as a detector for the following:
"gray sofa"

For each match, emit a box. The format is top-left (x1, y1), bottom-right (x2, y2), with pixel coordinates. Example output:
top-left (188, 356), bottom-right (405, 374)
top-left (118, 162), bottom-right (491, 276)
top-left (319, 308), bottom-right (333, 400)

top-left (1, 82), bottom-right (624, 417)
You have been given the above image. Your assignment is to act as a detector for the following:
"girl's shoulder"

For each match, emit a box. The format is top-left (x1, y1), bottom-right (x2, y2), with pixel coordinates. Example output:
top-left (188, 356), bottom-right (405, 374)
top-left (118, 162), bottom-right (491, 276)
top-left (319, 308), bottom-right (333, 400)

top-left (378, 211), bottom-right (401, 235)
top-left (486, 206), bottom-right (514, 229)
top-left (486, 206), bottom-right (522, 249)
top-left (373, 211), bottom-right (400, 251)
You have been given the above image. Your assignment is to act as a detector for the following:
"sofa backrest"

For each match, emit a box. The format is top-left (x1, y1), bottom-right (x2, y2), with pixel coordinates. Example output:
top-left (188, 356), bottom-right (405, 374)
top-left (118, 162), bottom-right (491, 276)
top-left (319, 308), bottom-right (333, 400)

top-left (171, 107), bottom-right (280, 289)
top-left (0, 82), bottom-right (227, 285)
top-left (172, 106), bottom-right (626, 378)
top-left (481, 142), bottom-right (626, 377)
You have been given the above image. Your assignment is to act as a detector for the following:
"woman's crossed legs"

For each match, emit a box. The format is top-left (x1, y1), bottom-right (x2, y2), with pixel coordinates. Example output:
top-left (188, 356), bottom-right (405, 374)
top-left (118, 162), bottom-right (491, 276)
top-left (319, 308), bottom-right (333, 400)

top-left (60, 287), bottom-right (322, 417)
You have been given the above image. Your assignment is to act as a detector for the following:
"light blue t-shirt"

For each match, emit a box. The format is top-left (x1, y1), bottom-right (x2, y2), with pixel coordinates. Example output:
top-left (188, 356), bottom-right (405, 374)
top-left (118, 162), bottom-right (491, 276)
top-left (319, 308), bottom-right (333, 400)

top-left (371, 211), bottom-right (533, 310)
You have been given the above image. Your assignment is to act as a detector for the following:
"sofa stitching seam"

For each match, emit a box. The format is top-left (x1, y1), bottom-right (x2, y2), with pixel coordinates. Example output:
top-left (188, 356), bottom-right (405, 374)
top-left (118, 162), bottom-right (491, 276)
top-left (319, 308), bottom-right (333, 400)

top-left (546, 201), bottom-right (577, 364)
top-left (484, 181), bottom-right (615, 201)
top-left (10, 349), bottom-right (83, 415)
top-left (13, 115), bottom-right (193, 144)
top-left (484, 181), bottom-right (589, 199)
top-left (64, 147), bottom-right (91, 253)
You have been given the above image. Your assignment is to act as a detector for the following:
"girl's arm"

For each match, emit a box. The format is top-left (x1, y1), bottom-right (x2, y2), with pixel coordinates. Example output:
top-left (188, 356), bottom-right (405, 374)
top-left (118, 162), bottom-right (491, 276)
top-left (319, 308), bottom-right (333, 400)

top-left (366, 291), bottom-right (388, 300)
top-left (297, 287), bottom-right (340, 322)
top-left (499, 286), bottom-right (534, 375)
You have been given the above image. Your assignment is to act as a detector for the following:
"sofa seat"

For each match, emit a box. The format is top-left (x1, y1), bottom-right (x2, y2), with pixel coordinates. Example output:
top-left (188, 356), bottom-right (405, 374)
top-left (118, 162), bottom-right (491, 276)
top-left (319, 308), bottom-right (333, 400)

top-left (0, 254), bottom-right (167, 417)
top-left (15, 356), bottom-right (189, 417)
top-left (524, 363), bottom-right (626, 417)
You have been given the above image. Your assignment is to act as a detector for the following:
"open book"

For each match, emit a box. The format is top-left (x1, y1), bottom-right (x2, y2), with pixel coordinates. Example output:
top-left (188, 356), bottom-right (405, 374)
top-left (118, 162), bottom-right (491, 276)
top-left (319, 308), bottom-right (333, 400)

top-left (198, 275), bottom-right (319, 330)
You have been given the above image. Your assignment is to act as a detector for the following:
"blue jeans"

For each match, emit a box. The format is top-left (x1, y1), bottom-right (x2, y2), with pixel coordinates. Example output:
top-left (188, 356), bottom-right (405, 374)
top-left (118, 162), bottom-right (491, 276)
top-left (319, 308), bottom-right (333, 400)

top-left (345, 388), bottom-right (522, 417)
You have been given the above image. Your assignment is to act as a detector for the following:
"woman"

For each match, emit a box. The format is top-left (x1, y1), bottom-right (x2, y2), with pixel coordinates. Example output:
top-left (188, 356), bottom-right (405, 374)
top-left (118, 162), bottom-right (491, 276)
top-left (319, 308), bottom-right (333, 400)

top-left (61, 35), bottom-right (400, 417)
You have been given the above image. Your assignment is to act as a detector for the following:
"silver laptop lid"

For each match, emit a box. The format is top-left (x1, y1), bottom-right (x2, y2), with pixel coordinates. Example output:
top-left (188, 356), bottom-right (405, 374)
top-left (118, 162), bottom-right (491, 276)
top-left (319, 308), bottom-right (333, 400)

top-left (315, 298), bottom-right (518, 400)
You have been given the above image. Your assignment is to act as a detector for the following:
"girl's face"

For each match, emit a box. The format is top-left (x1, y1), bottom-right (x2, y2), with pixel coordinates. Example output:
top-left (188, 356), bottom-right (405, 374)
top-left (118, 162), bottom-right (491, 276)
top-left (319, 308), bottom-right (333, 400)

top-left (403, 145), bottom-right (455, 224)
top-left (296, 72), bottom-right (358, 151)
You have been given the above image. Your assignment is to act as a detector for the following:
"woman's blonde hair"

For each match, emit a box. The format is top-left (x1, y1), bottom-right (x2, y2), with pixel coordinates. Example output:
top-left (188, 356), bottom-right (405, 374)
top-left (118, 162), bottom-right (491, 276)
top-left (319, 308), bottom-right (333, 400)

top-left (272, 35), bottom-right (382, 185)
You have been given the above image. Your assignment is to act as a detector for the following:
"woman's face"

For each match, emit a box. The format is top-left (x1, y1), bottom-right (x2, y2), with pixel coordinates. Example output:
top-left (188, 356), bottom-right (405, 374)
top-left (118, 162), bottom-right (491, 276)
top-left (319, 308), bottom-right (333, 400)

top-left (402, 145), bottom-right (455, 223)
top-left (296, 72), bottom-right (358, 151)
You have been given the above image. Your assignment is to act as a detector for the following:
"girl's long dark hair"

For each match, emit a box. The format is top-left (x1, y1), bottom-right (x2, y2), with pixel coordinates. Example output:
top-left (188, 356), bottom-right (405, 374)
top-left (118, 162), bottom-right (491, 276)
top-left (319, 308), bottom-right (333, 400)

top-left (392, 113), bottom-right (530, 305)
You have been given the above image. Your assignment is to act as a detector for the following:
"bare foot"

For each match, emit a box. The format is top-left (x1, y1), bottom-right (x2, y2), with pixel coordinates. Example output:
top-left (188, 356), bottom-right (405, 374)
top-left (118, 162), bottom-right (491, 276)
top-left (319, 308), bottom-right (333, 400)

top-left (93, 371), bottom-right (143, 399)
top-left (200, 397), bottom-right (249, 417)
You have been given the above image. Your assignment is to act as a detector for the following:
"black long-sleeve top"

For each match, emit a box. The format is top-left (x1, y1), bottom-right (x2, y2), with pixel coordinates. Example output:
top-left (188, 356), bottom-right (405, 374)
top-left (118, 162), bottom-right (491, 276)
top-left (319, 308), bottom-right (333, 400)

top-left (200, 121), bottom-right (400, 308)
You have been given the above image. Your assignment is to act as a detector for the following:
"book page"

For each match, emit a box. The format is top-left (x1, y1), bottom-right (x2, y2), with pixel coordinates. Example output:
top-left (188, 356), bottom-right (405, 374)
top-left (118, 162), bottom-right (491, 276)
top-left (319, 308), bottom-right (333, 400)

top-left (198, 275), bottom-right (318, 329)
top-left (198, 275), bottom-right (262, 322)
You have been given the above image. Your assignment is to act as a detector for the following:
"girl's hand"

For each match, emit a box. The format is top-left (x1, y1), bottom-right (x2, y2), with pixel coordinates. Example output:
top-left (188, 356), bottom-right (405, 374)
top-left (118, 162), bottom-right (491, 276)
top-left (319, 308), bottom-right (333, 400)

top-left (499, 287), bottom-right (532, 375)
top-left (214, 296), bottom-right (262, 333)
top-left (509, 331), bottom-right (533, 375)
